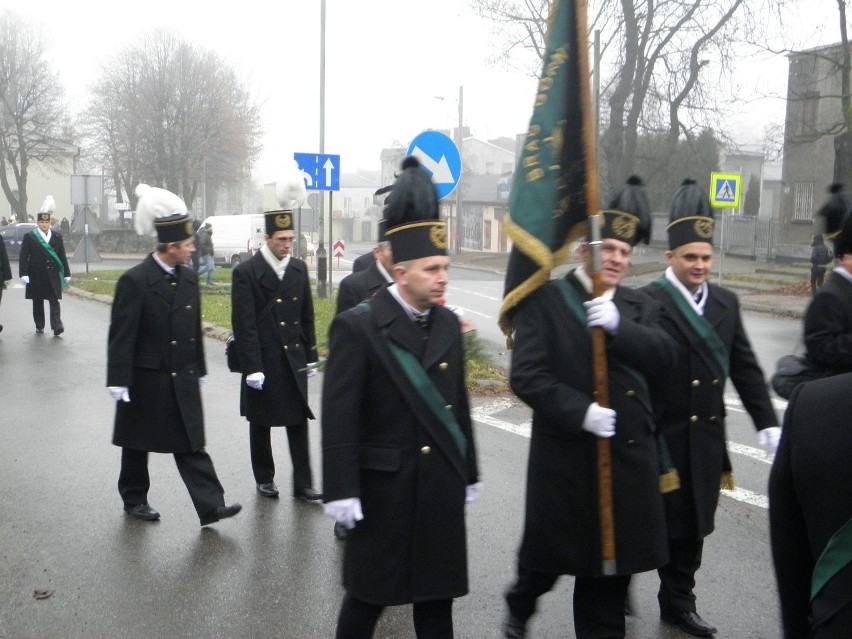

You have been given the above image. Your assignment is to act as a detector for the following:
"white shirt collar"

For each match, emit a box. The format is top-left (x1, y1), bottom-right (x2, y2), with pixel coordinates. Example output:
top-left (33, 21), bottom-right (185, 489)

top-left (375, 259), bottom-right (393, 283)
top-left (38, 228), bottom-right (51, 242)
top-left (664, 266), bottom-right (708, 315)
top-left (152, 252), bottom-right (176, 275)
top-left (573, 266), bottom-right (616, 300)
top-left (387, 283), bottom-right (431, 320)
top-left (833, 265), bottom-right (852, 283)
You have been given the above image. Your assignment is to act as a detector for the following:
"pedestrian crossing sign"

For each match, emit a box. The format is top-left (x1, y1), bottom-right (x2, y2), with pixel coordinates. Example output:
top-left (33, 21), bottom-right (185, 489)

top-left (710, 172), bottom-right (741, 209)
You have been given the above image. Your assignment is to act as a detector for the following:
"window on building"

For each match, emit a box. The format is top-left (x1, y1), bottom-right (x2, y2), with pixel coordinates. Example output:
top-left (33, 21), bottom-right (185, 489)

top-left (484, 220), bottom-right (492, 250)
top-left (799, 92), bottom-right (819, 136)
top-left (344, 197), bottom-right (352, 211)
top-left (793, 181), bottom-right (815, 221)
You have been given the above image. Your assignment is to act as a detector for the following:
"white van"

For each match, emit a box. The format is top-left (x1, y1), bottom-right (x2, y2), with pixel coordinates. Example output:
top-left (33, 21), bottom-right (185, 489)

top-left (203, 214), bottom-right (266, 267)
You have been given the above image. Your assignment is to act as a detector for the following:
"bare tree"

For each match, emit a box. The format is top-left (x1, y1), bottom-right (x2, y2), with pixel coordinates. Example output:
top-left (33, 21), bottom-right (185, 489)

top-left (0, 10), bottom-right (70, 220)
top-left (469, 0), bottom-right (787, 193)
top-left (82, 30), bottom-right (262, 214)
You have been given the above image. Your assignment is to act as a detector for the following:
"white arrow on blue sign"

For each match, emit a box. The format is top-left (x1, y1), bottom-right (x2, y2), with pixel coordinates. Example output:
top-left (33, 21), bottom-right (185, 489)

top-left (406, 130), bottom-right (461, 200)
top-left (293, 152), bottom-right (340, 192)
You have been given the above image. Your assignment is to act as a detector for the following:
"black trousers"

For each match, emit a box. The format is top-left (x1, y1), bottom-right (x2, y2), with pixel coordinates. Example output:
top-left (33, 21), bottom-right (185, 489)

top-left (31, 296), bottom-right (62, 331)
top-left (118, 447), bottom-right (225, 519)
top-left (249, 421), bottom-right (313, 491)
top-left (657, 537), bottom-right (704, 614)
top-left (505, 564), bottom-right (630, 638)
top-left (335, 594), bottom-right (453, 639)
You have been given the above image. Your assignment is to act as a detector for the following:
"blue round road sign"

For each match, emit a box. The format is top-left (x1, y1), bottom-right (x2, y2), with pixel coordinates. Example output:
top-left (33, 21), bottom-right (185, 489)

top-left (407, 130), bottom-right (461, 200)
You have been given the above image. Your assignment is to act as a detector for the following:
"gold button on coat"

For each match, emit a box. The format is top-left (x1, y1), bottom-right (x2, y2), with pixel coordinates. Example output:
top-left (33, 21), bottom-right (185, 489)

top-left (171, 372), bottom-right (177, 378)
top-left (439, 362), bottom-right (448, 370)
top-left (691, 379), bottom-right (700, 387)
top-left (420, 446), bottom-right (431, 455)
top-left (626, 390), bottom-right (636, 397)
top-left (276, 298), bottom-right (282, 303)
top-left (690, 415), bottom-right (698, 422)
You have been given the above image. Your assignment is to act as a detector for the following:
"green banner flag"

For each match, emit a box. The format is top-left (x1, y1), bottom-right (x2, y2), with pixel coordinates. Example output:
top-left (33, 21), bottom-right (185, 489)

top-left (499, 0), bottom-right (594, 340)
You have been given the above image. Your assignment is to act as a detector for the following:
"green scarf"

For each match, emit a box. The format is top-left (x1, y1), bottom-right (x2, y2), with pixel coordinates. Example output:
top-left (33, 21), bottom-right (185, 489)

top-left (812, 517), bottom-right (852, 600)
top-left (31, 229), bottom-right (68, 289)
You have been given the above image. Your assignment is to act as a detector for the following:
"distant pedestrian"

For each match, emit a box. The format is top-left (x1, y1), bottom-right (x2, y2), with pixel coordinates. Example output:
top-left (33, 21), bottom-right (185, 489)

top-left (196, 220), bottom-right (215, 286)
top-left (107, 184), bottom-right (241, 526)
top-left (810, 233), bottom-right (834, 295)
top-left (19, 196), bottom-right (70, 336)
top-left (0, 230), bottom-right (11, 333)
top-left (60, 217), bottom-right (70, 234)
top-left (190, 219), bottom-right (202, 270)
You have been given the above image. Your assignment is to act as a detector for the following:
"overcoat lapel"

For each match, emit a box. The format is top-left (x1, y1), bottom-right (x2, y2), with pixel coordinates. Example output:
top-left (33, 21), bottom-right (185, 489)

top-left (366, 291), bottom-right (468, 480)
top-left (142, 256), bottom-right (177, 304)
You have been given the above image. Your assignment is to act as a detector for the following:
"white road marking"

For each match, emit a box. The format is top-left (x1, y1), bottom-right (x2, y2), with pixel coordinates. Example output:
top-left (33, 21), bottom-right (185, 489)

top-left (472, 396), bottom-right (774, 510)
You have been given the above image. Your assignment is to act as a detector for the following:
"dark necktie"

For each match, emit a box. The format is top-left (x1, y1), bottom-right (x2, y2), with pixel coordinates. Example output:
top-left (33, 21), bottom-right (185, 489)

top-left (413, 312), bottom-right (428, 329)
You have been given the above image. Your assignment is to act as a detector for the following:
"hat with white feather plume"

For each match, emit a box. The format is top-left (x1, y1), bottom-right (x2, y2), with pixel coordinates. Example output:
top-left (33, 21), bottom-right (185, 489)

top-left (37, 196), bottom-right (56, 222)
top-left (133, 184), bottom-right (192, 243)
top-left (265, 160), bottom-right (308, 236)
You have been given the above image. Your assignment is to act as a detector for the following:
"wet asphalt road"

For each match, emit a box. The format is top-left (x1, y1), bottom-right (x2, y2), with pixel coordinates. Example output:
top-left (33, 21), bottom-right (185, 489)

top-left (0, 261), bottom-right (784, 638)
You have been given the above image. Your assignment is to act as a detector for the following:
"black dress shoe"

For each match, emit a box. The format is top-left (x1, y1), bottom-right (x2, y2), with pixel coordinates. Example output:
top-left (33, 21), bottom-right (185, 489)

top-left (35, 328), bottom-right (44, 334)
top-left (199, 503), bottom-right (242, 526)
top-left (124, 503), bottom-right (160, 521)
top-left (503, 612), bottom-right (527, 639)
top-left (661, 610), bottom-right (717, 636)
top-left (53, 326), bottom-right (64, 336)
top-left (293, 488), bottom-right (323, 502)
top-left (257, 482), bottom-right (279, 497)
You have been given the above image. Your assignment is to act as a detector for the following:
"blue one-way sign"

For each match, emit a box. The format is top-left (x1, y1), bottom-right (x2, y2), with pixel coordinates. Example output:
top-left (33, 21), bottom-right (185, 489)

top-left (294, 152), bottom-right (340, 191)
top-left (407, 130), bottom-right (461, 200)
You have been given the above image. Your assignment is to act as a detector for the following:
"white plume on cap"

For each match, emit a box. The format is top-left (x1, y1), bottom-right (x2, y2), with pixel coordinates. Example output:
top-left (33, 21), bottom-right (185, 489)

top-left (276, 159), bottom-right (308, 209)
top-left (39, 196), bottom-right (56, 214)
top-left (133, 183), bottom-right (188, 237)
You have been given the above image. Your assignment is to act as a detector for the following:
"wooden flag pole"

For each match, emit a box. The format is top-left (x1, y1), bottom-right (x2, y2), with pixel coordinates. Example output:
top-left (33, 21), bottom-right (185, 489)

top-left (576, 0), bottom-right (616, 576)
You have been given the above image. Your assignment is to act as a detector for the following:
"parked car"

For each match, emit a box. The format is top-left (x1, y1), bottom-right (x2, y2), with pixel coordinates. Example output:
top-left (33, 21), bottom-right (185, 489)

top-left (300, 233), bottom-right (316, 259)
top-left (0, 223), bottom-right (36, 260)
top-left (202, 214), bottom-right (266, 267)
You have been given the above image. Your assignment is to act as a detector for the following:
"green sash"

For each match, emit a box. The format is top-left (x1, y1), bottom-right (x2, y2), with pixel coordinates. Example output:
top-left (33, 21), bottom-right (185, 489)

top-left (654, 277), bottom-right (729, 378)
top-left (812, 517), bottom-right (852, 600)
top-left (357, 300), bottom-right (468, 458)
top-left (384, 337), bottom-right (468, 457)
top-left (31, 229), bottom-right (68, 289)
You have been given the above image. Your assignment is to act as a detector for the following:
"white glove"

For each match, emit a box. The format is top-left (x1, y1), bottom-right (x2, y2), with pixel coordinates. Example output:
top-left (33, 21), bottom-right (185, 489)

top-left (582, 402), bottom-right (616, 438)
top-left (199, 376), bottom-right (208, 387)
top-left (21, 275), bottom-right (29, 285)
top-left (307, 362), bottom-right (318, 378)
top-left (465, 481), bottom-right (484, 504)
top-left (64, 276), bottom-right (71, 283)
top-left (324, 497), bottom-right (364, 529)
top-left (246, 372), bottom-right (265, 390)
top-left (108, 386), bottom-right (130, 403)
top-left (758, 426), bottom-right (781, 455)
top-left (584, 297), bottom-right (620, 334)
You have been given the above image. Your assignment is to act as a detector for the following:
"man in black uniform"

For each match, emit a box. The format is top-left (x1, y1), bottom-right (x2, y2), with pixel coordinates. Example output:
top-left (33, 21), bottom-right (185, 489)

top-left (335, 239), bottom-right (393, 315)
top-left (108, 184), bottom-right (240, 526)
top-left (642, 179), bottom-right (780, 636)
top-left (769, 372), bottom-right (852, 638)
top-left (502, 180), bottom-right (677, 639)
top-left (19, 196), bottom-right (71, 336)
top-left (231, 207), bottom-right (321, 501)
top-left (322, 157), bottom-right (481, 639)
top-left (804, 184), bottom-right (852, 375)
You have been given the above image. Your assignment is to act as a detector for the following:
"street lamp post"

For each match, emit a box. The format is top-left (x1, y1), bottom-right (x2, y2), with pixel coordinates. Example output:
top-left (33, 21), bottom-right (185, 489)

top-left (316, 0), bottom-right (328, 298)
top-left (455, 85), bottom-right (463, 255)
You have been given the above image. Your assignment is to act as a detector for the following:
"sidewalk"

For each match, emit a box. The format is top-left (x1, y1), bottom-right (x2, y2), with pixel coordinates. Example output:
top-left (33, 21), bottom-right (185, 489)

top-left (449, 246), bottom-right (812, 320)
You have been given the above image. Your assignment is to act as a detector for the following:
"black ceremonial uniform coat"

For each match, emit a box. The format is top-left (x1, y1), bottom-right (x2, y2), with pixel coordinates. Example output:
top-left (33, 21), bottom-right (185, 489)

top-left (231, 252), bottom-right (317, 426)
top-left (769, 372), bottom-right (852, 639)
top-left (322, 288), bottom-right (479, 605)
top-left (335, 259), bottom-right (389, 315)
top-left (19, 228), bottom-right (70, 300)
top-left (108, 255), bottom-right (207, 453)
top-left (643, 280), bottom-right (778, 538)
top-left (0, 235), bottom-right (11, 281)
top-left (804, 271), bottom-right (852, 374)
top-left (509, 272), bottom-right (677, 577)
